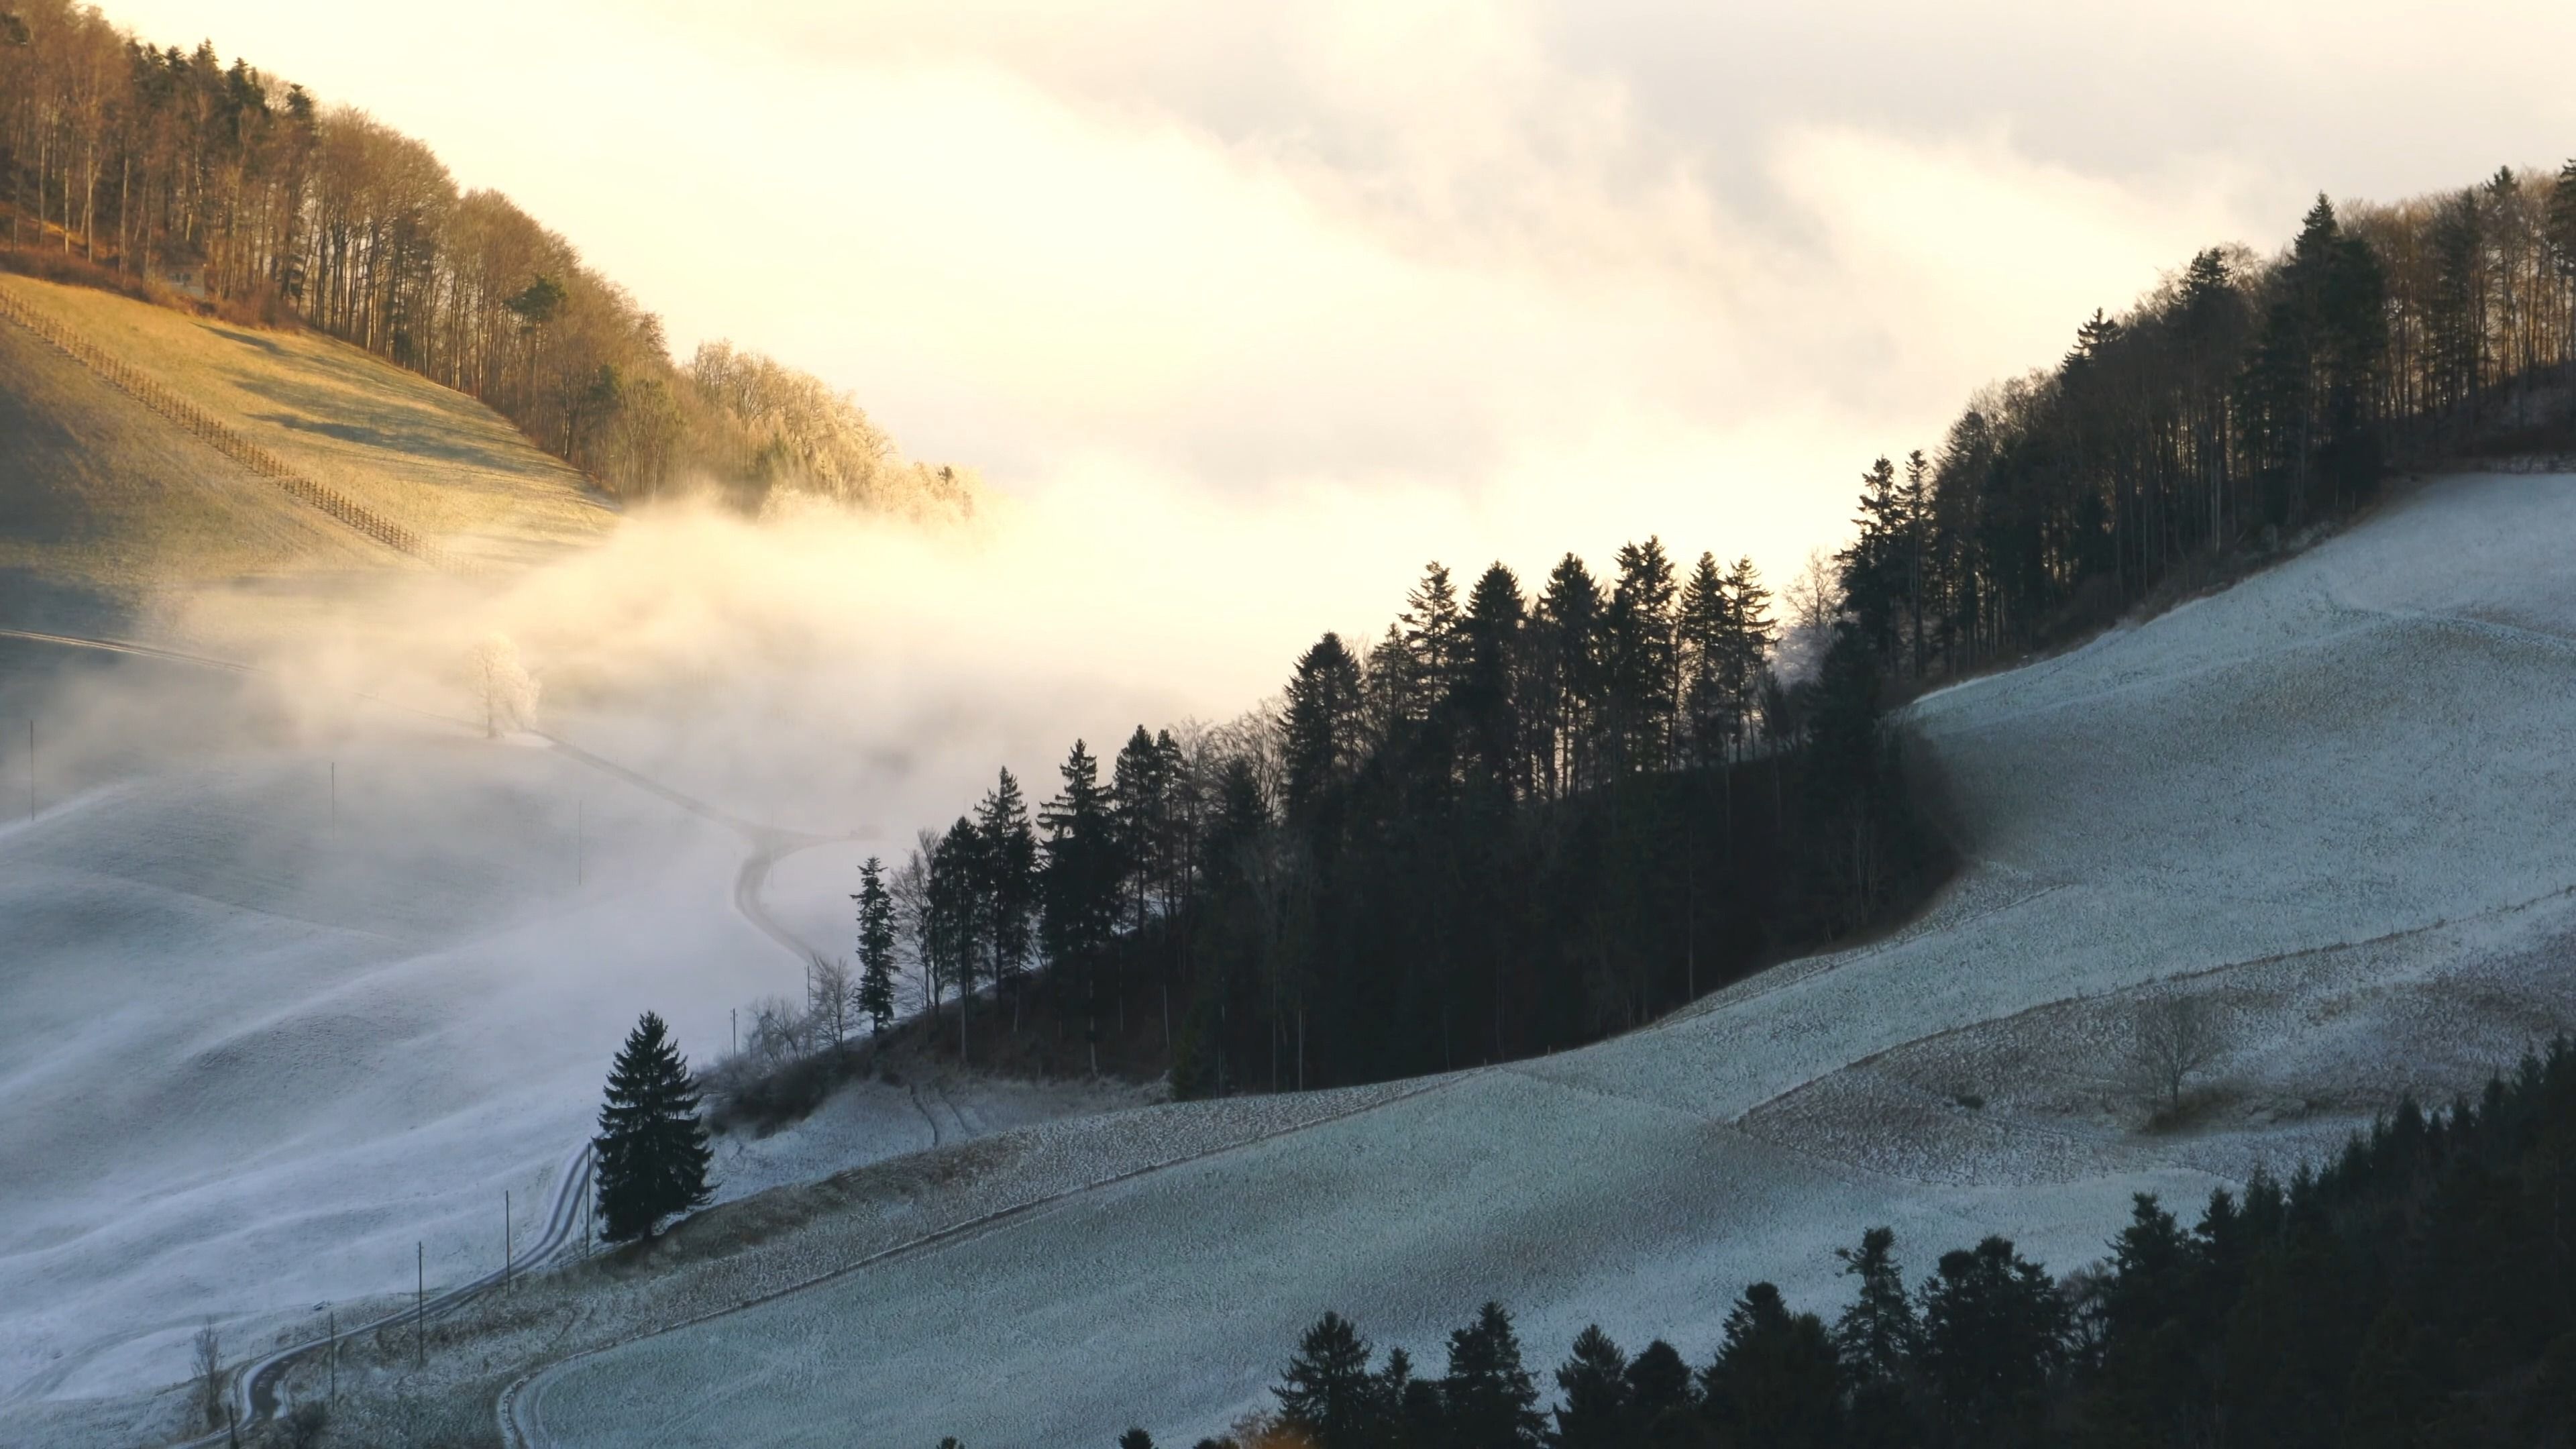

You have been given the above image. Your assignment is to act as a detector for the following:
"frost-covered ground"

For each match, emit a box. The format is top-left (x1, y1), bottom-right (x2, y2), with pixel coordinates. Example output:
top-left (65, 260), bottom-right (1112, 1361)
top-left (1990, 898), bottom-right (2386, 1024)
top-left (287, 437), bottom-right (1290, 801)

top-left (13, 471), bottom-right (2576, 1448)
top-left (513, 471), bottom-right (2576, 1446)
top-left (0, 625), bottom-right (1166, 1448)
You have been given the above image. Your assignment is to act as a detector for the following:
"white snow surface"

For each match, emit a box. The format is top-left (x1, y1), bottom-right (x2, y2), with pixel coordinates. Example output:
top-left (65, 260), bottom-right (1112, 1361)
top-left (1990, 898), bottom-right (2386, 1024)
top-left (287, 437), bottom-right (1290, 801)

top-left (11, 471), bottom-right (2576, 1448)
top-left (515, 472), bottom-right (2576, 1446)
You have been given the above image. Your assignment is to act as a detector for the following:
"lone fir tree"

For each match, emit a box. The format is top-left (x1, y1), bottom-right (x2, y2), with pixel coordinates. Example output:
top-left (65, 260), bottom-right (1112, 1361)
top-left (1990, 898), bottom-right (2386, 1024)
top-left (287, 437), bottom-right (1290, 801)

top-left (855, 856), bottom-right (898, 1034)
top-left (592, 1011), bottom-right (712, 1242)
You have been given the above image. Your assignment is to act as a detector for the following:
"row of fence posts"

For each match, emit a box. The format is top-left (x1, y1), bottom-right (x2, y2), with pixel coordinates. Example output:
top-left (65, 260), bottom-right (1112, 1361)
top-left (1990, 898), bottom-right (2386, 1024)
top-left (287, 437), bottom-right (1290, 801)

top-left (0, 286), bottom-right (447, 566)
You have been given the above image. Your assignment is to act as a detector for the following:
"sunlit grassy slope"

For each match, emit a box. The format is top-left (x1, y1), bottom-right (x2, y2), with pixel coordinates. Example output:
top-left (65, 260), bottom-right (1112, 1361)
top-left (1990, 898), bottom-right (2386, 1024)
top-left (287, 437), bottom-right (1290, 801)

top-left (0, 274), bottom-right (614, 616)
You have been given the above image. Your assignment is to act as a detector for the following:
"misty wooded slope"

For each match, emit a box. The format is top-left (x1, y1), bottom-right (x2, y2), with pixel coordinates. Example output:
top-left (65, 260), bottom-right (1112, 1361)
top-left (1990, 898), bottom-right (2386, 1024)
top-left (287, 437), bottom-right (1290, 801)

top-left (515, 470), bottom-right (2576, 1448)
top-left (0, 274), bottom-right (612, 621)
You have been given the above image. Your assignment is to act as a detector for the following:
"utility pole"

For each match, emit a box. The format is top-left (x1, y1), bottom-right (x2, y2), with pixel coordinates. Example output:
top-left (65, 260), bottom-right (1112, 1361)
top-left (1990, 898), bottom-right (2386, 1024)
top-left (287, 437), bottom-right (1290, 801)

top-left (415, 1242), bottom-right (424, 1369)
top-left (503, 1189), bottom-right (512, 1290)
top-left (25, 718), bottom-right (32, 820)
top-left (731, 1008), bottom-right (737, 1057)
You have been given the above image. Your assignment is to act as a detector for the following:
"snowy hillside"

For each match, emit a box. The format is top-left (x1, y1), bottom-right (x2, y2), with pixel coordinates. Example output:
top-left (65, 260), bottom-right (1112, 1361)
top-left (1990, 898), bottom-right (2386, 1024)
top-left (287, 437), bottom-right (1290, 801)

top-left (7, 470), bottom-right (2573, 1448)
top-left (504, 470), bottom-right (2576, 1446)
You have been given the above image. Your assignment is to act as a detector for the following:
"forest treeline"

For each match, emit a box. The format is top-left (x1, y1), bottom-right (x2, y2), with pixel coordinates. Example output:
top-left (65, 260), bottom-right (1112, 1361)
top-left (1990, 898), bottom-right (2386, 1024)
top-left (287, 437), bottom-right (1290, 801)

top-left (728, 163), bottom-right (2576, 1099)
top-left (835, 538), bottom-right (1941, 1097)
top-left (1072, 1039), bottom-right (2576, 1449)
top-left (0, 1), bottom-right (973, 513)
top-left (1838, 164), bottom-right (2576, 680)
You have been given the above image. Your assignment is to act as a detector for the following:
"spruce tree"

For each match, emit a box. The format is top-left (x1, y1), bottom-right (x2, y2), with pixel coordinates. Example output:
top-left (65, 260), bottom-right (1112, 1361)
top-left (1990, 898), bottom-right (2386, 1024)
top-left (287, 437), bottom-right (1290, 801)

top-left (1273, 1311), bottom-right (1380, 1449)
top-left (1832, 1226), bottom-right (1918, 1385)
top-left (1622, 1338), bottom-right (1694, 1424)
top-left (592, 1011), bottom-right (712, 1242)
top-left (1442, 1301), bottom-right (1544, 1448)
top-left (976, 769), bottom-right (1039, 1000)
top-left (1551, 1324), bottom-right (1632, 1449)
top-left (855, 856), bottom-right (898, 1034)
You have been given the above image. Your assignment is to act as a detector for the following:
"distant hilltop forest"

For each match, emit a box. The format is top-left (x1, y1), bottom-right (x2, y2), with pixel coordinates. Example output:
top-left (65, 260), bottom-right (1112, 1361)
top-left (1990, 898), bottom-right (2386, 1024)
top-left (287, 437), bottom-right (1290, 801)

top-left (0, 1), bottom-right (975, 516)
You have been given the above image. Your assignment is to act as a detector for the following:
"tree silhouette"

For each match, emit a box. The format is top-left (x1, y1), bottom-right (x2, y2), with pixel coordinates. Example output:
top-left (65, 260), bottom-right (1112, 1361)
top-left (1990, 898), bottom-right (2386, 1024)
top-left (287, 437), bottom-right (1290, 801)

top-left (592, 1011), bottom-right (712, 1242)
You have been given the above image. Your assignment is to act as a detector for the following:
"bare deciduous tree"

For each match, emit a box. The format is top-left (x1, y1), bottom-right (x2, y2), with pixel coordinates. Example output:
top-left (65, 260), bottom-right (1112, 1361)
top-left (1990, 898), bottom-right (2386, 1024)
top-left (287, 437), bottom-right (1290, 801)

top-left (467, 634), bottom-right (540, 738)
top-left (2131, 994), bottom-right (2224, 1118)
top-left (806, 954), bottom-right (853, 1047)
top-left (191, 1323), bottom-right (223, 1433)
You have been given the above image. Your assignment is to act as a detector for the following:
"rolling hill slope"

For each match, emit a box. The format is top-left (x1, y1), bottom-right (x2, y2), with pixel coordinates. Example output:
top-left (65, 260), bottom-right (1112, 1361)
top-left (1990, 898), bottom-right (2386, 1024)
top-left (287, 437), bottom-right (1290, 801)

top-left (485, 468), bottom-right (2576, 1448)
top-left (0, 273), bottom-right (614, 635)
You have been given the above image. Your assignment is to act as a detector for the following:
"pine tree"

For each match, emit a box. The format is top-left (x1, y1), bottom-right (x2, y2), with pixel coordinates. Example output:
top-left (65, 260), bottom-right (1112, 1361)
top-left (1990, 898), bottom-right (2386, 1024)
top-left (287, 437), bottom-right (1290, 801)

top-left (1040, 741), bottom-right (1119, 1073)
top-left (1721, 556), bottom-right (1774, 761)
top-left (1551, 1324), bottom-right (1631, 1449)
top-left (1622, 1338), bottom-right (1694, 1424)
top-left (1680, 551), bottom-right (1732, 765)
top-left (855, 856), bottom-right (898, 1033)
top-left (1273, 1311), bottom-right (1381, 1449)
top-left (1281, 634), bottom-right (1364, 833)
top-left (976, 768), bottom-right (1039, 1004)
top-left (1699, 1283), bottom-right (1841, 1449)
top-left (1400, 560), bottom-right (1467, 725)
top-left (932, 815), bottom-right (983, 1059)
top-left (1533, 553), bottom-right (1603, 797)
top-left (1833, 1226), bottom-right (1918, 1385)
top-left (591, 1011), bottom-right (712, 1242)
top-left (1442, 1301), bottom-right (1544, 1448)
top-left (1605, 538), bottom-right (1679, 773)
top-left (1917, 1236), bottom-right (2068, 1442)
top-left (1457, 562), bottom-right (1525, 797)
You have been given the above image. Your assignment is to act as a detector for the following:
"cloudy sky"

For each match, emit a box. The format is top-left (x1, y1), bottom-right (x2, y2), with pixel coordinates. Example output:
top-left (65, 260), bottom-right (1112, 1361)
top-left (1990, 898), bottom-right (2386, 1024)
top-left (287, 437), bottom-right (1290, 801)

top-left (106, 0), bottom-right (2576, 710)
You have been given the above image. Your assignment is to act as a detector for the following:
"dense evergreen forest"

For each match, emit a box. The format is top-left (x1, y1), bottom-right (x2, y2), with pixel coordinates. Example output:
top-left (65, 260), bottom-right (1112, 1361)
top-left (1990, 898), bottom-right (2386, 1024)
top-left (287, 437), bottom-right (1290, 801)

top-left (1842, 168), bottom-right (2576, 678)
top-left (804, 158), bottom-right (2576, 1102)
top-left (841, 539), bottom-right (1941, 1097)
top-left (1057, 1039), bottom-right (2576, 1448)
top-left (0, 1), bottom-right (972, 512)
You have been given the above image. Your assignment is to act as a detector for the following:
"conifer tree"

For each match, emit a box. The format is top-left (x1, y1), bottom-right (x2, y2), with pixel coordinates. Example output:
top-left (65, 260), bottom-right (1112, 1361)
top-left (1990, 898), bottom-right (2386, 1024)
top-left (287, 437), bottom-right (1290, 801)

top-left (1622, 1338), bottom-right (1694, 1425)
top-left (1832, 1226), bottom-right (1918, 1385)
top-left (1457, 563), bottom-right (1526, 796)
top-left (1721, 555), bottom-right (1774, 761)
top-left (1040, 741), bottom-right (1119, 1073)
top-left (1680, 551), bottom-right (1732, 764)
top-left (855, 856), bottom-right (898, 1033)
top-left (977, 768), bottom-right (1039, 1003)
top-left (1917, 1236), bottom-right (2067, 1442)
top-left (1442, 1301), bottom-right (1544, 1448)
top-left (1551, 1324), bottom-right (1632, 1449)
top-left (1273, 1311), bottom-right (1381, 1449)
top-left (1400, 561), bottom-right (1467, 722)
top-left (592, 1011), bottom-right (712, 1242)
top-left (1281, 635), bottom-right (1364, 833)
top-left (1532, 553), bottom-right (1603, 798)
top-left (1699, 1283), bottom-right (1841, 1449)
top-left (1605, 538), bottom-right (1679, 773)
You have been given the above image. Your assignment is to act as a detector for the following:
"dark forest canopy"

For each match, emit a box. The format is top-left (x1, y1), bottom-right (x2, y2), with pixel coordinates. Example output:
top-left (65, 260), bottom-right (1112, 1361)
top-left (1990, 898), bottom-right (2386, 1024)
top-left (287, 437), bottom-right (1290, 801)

top-left (843, 158), bottom-right (2576, 1100)
top-left (865, 543), bottom-right (1943, 1097)
top-left (1839, 165), bottom-right (2576, 682)
top-left (0, 1), bottom-right (975, 514)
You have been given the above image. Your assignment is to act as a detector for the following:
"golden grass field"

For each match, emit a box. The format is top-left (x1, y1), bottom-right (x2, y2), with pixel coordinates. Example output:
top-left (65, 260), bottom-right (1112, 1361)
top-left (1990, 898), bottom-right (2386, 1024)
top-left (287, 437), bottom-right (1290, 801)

top-left (0, 274), bottom-right (614, 609)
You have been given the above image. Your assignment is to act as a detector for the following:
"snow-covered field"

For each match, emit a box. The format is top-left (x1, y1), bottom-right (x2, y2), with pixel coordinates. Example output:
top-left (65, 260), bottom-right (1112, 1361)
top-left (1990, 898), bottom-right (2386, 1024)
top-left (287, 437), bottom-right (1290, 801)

top-left (7, 470), bottom-right (2575, 1448)
top-left (0, 635), bottom-right (1126, 1446)
top-left (513, 470), bottom-right (2576, 1446)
